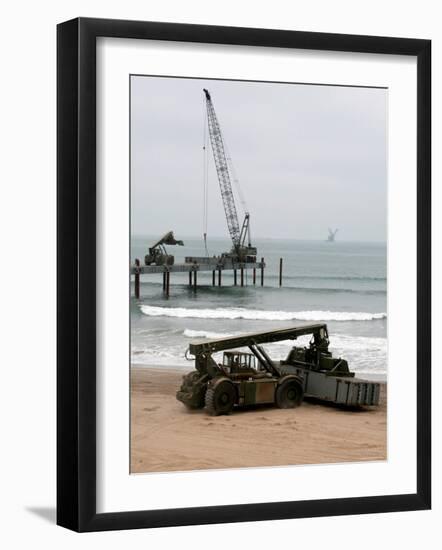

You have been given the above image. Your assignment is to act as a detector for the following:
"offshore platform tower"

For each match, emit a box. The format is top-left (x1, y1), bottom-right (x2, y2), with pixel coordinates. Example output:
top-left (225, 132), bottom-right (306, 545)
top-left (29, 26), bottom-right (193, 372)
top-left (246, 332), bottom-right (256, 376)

top-left (203, 88), bottom-right (257, 263)
top-left (327, 228), bottom-right (338, 242)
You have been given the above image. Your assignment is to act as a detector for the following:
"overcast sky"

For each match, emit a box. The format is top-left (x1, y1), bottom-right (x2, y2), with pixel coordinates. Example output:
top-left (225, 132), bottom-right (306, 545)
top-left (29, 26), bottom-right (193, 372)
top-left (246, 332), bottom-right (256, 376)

top-left (131, 76), bottom-right (387, 242)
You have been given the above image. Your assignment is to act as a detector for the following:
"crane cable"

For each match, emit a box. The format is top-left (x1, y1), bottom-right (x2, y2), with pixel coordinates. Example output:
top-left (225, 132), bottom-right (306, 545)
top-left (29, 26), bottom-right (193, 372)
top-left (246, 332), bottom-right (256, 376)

top-left (203, 101), bottom-right (209, 256)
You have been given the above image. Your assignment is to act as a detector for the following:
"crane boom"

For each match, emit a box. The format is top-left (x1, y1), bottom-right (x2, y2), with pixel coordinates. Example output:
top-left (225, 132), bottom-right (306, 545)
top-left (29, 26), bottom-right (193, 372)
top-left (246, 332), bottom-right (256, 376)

top-left (203, 88), bottom-right (242, 247)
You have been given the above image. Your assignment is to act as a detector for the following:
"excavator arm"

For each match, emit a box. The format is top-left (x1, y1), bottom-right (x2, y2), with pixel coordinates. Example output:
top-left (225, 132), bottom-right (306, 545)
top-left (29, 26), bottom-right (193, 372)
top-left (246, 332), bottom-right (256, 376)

top-left (150, 231), bottom-right (184, 250)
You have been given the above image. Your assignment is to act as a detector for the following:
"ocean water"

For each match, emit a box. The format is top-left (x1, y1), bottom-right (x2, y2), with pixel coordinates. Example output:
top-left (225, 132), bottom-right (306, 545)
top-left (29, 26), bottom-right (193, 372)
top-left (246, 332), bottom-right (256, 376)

top-left (131, 237), bottom-right (387, 380)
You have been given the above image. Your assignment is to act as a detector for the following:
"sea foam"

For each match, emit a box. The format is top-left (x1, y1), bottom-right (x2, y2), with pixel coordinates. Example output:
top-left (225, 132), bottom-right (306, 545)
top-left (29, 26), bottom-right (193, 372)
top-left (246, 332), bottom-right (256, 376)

top-left (140, 305), bottom-right (386, 322)
top-left (132, 329), bottom-right (387, 376)
top-left (183, 329), bottom-right (234, 339)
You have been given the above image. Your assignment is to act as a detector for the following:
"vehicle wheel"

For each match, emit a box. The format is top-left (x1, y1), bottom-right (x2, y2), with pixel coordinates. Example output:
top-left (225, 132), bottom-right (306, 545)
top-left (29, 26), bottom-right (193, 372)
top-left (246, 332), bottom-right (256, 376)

top-left (275, 379), bottom-right (303, 408)
top-left (205, 380), bottom-right (236, 416)
top-left (184, 371), bottom-right (201, 385)
top-left (182, 371), bottom-right (206, 409)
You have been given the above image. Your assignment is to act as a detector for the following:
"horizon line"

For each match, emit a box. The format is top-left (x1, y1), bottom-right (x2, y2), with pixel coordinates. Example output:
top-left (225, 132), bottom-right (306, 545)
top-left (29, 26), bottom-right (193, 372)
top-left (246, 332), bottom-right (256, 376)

top-left (131, 234), bottom-right (387, 244)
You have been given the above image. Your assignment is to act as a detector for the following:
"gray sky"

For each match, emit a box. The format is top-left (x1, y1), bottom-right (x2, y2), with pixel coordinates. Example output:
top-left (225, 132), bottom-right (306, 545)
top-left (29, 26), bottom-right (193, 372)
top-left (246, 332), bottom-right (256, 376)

top-left (131, 76), bottom-right (387, 242)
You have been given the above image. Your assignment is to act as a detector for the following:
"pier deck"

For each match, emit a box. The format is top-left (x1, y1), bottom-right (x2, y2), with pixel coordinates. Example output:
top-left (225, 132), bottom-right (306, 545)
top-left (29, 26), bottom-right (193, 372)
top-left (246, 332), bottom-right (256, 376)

top-left (130, 258), bottom-right (269, 298)
top-left (130, 260), bottom-right (264, 275)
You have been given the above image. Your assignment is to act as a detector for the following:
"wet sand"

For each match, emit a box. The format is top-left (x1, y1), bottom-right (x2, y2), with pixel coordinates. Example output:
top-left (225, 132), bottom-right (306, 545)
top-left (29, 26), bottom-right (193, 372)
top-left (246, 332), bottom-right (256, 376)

top-left (131, 366), bottom-right (387, 473)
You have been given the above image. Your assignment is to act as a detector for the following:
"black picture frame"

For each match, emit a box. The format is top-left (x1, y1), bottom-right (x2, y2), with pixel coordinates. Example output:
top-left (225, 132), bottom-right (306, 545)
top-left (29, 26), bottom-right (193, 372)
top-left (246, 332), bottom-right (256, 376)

top-left (57, 17), bottom-right (431, 532)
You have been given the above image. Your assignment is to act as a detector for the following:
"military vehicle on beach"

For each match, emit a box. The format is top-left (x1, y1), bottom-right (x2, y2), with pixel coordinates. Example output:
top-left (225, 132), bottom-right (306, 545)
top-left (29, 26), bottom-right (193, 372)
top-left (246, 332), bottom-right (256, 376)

top-left (176, 324), bottom-right (380, 415)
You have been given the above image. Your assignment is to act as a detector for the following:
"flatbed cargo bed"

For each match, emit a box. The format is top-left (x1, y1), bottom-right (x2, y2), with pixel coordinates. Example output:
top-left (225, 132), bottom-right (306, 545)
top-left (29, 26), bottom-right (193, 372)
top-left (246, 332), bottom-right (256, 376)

top-left (280, 364), bottom-right (380, 406)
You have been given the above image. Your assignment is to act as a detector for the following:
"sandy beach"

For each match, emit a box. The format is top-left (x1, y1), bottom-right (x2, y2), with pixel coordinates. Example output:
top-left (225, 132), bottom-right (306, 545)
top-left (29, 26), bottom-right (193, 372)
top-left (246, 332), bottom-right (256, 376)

top-left (131, 366), bottom-right (386, 473)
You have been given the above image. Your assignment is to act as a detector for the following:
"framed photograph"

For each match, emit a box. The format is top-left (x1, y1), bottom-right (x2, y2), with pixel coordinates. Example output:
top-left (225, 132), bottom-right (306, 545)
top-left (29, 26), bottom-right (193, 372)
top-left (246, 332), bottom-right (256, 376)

top-left (57, 17), bottom-right (431, 532)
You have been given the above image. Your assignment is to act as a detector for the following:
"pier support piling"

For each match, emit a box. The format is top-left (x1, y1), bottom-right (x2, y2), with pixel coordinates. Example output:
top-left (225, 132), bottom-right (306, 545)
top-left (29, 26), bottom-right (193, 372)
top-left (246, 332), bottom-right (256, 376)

top-left (134, 259), bottom-right (140, 298)
top-left (165, 271), bottom-right (170, 297)
top-left (131, 259), bottom-right (265, 295)
top-left (279, 258), bottom-right (283, 287)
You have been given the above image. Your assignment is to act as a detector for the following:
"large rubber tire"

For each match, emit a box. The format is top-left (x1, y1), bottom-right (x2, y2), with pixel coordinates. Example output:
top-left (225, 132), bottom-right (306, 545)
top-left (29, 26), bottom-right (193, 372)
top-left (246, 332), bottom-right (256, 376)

top-left (181, 371), bottom-right (206, 409)
top-left (205, 380), bottom-right (236, 416)
top-left (275, 378), bottom-right (303, 409)
top-left (184, 371), bottom-right (202, 386)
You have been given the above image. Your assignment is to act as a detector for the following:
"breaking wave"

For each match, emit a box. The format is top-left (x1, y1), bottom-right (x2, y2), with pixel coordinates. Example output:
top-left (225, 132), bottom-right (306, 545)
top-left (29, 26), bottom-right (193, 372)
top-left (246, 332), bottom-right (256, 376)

top-left (182, 329), bottom-right (386, 349)
top-left (132, 329), bottom-right (387, 376)
top-left (140, 305), bottom-right (386, 322)
top-left (183, 328), bottom-right (234, 339)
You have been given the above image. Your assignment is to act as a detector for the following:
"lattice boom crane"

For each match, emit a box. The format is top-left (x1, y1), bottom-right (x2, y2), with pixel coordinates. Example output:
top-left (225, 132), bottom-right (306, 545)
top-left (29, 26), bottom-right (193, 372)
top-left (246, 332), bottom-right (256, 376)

top-left (203, 88), bottom-right (256, 261)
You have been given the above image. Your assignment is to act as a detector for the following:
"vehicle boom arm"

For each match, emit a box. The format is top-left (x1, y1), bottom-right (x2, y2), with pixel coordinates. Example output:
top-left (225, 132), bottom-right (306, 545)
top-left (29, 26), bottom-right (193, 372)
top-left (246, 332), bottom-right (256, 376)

top-left (189, 323), bottom-right (327, 356)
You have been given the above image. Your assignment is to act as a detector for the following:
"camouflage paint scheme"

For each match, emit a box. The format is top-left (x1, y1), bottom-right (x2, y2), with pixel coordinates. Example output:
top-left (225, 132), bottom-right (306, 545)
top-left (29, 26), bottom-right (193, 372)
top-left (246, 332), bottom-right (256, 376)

top-left (176, 324), bottom-right (381, 415)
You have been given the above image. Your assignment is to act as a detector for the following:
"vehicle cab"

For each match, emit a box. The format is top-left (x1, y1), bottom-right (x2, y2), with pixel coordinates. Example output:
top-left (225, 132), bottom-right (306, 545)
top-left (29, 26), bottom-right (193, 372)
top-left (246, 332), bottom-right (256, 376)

top-left (222, 350), bottom-right (258, 374)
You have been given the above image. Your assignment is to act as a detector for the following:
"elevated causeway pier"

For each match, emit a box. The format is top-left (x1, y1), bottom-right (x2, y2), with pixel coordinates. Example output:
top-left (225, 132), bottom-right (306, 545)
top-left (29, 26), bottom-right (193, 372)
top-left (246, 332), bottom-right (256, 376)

top-left (130, 257), bottom-right (270, 298)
